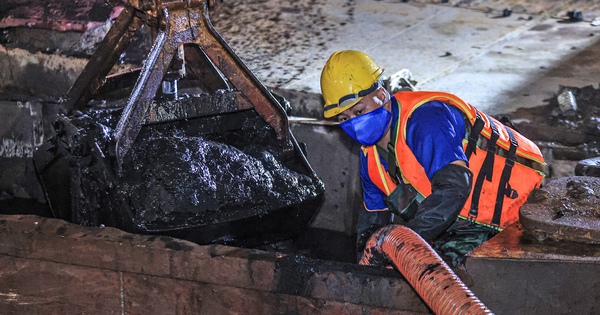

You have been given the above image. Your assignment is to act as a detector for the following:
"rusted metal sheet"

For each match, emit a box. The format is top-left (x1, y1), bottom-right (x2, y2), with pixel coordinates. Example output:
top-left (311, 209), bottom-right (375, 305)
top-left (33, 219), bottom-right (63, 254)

top-left (466, 223), bottom-right (600, 314)
top-left (469, 223), bottom-right (600, 261)
top-left (0, 214), bottom-right (429, 314)
top-left (0, 0), bottom-right (122, 32)
top-left (64, 5), bottom-right (142, 112)
top-left (520, 176), bottom-right (600, 244)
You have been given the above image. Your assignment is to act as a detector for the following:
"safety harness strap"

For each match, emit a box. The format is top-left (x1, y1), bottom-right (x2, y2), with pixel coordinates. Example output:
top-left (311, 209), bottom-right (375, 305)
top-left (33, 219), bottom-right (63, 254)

top-left (465, 112), bottom-right (485, 160)
top-left (386, 104), bottom-right (401, 183)
top-left (387, 144), bottom-right (398, 182)
top-left (492, 125), bottom-right (519, 226)
top-left (469, 114), bottom-right (499, 219)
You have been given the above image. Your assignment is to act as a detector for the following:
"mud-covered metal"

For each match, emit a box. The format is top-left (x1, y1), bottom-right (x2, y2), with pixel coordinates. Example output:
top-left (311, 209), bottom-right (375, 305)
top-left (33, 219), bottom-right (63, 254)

top-left (520, 176), bottom-right (600, 244)
top-left (145, 90), bottom-right (250, 122)
top-left (0, 101), bottom-right (47, 204)
top-left (33, 0), bottom-right (324, 246)
top-left (34, 103), bottom-right (324, 246)
top-left (508, 85), bottom-right (600, 162)
top-left (64, 5), bottom-right (142, 113)
top-left (63, 0), bottom-right (293, 167)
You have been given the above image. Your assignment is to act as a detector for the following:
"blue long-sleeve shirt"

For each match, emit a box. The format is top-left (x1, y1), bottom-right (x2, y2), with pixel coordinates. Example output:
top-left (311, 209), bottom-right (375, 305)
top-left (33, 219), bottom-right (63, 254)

top-left (359, 97), bottom-right (467, 211)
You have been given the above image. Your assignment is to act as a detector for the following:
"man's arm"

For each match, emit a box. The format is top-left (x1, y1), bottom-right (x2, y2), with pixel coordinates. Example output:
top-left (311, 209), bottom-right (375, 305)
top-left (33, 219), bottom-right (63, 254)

top-left (406, 163), bottom-right (472, 241)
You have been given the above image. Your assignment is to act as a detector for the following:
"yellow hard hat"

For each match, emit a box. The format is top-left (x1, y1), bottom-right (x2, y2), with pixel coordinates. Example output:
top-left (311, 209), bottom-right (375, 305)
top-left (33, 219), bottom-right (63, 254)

top-left (320, 50), bottom-right (384, 118)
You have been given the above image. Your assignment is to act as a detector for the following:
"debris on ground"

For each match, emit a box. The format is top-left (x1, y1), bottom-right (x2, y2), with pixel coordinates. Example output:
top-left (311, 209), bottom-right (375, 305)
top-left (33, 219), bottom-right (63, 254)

top-left (576, 156), bottom-right (600, 177)
top-left (567, 10), bottom-right (585, 22)
top-left (499, 84), bottom-right (600, 176)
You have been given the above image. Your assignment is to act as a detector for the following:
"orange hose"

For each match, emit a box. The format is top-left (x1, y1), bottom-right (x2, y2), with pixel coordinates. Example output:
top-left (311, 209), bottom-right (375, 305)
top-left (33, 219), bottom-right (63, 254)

top-left (359, 224), bottom-right (492, 315)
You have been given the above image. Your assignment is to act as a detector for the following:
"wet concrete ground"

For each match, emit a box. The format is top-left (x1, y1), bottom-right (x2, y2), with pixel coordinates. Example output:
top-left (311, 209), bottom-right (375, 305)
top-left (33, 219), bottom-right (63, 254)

top-left (210, 0), bottom-right (600, 115)
top-left (3, 0), bottom-right (600, 115)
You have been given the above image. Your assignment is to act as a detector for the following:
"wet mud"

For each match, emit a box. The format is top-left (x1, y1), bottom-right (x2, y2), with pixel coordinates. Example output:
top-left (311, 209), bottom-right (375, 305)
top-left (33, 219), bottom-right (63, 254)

top-left (520, 176), bottom-right (600, 244)
top-left (124, 116), bottom-right (322, 230)
top-left (33, 102), bottom-right (324, 246)
top-left (501, 84), bottom-right (600, 162)
top-left (576, 156), bottom-right (600, 177)
top-left (273, 248), bottom-right (400, 296)
top-left (514, 84), bottom-right (600, 243)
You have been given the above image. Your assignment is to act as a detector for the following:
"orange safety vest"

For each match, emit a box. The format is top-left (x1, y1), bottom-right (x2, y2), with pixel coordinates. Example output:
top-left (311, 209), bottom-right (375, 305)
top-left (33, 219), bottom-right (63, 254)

top-left (365, 91), bottom-right (546, 230)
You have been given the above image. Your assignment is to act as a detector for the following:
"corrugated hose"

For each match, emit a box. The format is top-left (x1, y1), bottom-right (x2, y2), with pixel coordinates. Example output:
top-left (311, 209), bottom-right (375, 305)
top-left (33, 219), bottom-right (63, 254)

top-left (359, 224), bottom-right (493, 314)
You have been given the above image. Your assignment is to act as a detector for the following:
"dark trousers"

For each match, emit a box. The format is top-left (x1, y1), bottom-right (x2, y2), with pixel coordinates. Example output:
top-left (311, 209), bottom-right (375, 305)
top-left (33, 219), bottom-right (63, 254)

top-left (433, 218), bottom-right (498, 267)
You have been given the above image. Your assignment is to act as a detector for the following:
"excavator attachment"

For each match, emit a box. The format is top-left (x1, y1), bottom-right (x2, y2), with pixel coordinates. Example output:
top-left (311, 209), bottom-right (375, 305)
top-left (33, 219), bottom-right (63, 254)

top-left (33, 0), bottom-right (324, 246)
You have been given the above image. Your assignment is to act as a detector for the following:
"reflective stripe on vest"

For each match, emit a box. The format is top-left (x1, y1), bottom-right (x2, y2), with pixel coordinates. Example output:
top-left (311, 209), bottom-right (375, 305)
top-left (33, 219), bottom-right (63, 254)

top-left (364, 91), bottom-right (546, 230)
top-left (363, 146), bottom-right (397, 195)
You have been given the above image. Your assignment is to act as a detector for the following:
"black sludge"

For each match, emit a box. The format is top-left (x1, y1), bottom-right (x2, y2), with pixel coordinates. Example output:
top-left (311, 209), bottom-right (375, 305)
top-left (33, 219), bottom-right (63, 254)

top-left (36, 107), bottom-right (324, 247)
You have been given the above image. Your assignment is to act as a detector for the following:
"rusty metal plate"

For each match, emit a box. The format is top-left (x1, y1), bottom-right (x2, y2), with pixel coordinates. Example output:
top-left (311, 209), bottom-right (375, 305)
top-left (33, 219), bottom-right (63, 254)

top-left (0, 0), bottom-right (122, 32)
top-left (469, 223), bottom-right (600, 261)
top-left (520, 176), bottom-right (600, 244)
top-left (466, 223), bottom-right (600, 315)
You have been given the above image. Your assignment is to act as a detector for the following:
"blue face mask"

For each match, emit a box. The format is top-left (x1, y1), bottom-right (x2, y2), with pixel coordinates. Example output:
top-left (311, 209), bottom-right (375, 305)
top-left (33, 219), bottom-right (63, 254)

top-left (340, 106), bottom-right (392, 146)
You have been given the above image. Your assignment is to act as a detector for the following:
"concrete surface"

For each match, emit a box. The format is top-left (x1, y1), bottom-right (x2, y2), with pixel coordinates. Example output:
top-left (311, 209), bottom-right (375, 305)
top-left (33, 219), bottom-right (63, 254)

top-left (3, 0), bottom-right (599, 113)
top-left (210, 0), bottom-right (600, 115)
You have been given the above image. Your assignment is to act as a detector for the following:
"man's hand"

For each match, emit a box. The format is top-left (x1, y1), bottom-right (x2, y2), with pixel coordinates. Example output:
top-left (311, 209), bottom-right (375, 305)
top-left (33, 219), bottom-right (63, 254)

top-left (406, 163), bottom-right (472, 241)
top-left (357, 224), bottom-right (383, 255)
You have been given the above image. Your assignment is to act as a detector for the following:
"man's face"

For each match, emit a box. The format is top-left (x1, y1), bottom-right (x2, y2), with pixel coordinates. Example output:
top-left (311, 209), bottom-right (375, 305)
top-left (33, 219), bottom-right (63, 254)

top-left (336, 88), bottom-right (386, 123)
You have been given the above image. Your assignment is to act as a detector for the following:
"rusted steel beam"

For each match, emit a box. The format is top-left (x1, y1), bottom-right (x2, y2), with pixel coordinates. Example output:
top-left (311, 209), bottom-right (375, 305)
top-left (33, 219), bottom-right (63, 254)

top-left (60, 0), bottom-right (293, 166)
top-left (114, 8), bottom-right (175, 166)
top-left (183, 45), bottom-right (231, 92)
top-left (111, 0), bottom-right (292, 166)
top-left (107, 0), bottom-right (216, 16)
top-left (191, 3), bottom-right (292, 156)
top-left (64, 6), bottom-right (142, 113)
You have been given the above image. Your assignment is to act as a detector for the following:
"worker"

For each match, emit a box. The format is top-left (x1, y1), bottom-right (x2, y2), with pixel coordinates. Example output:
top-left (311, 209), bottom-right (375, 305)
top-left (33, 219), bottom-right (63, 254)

top-left (320, 50), bottom-right (546, 266)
